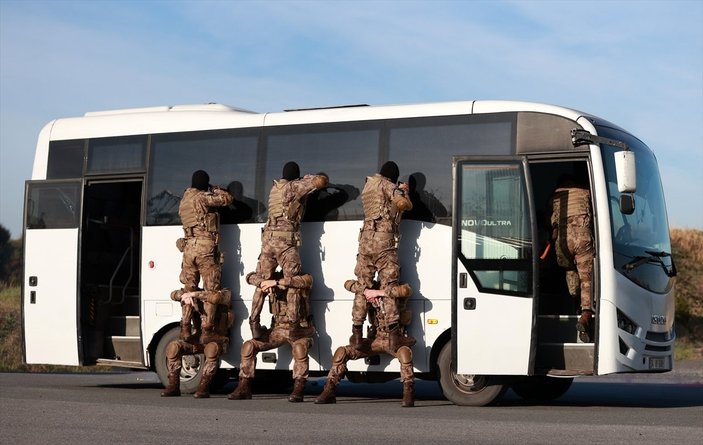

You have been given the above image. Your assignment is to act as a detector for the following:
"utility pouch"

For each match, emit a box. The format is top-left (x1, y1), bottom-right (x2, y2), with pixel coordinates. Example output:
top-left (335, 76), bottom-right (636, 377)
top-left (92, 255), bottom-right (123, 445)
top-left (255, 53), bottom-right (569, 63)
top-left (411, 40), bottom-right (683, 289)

top-left (176, 238), bottom-right (186, 252)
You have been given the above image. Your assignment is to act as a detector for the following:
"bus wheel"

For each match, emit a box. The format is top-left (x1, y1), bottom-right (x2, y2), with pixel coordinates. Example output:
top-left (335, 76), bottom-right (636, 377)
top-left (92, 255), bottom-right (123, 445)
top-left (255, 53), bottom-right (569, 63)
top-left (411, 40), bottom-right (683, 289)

top-left (154, 327), bottom-right (205, 394)
top-left (436, 340), bottom-right (507, 406)
top-left (511, 376), bottom-right (573, 402)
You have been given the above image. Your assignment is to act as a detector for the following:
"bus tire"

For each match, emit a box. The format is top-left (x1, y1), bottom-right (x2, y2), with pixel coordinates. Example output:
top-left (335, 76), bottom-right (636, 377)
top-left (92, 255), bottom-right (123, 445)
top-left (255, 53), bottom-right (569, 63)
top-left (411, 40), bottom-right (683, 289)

top-left (436, 340), bottom-right (507, 406)
top-left (511, 376), bottom-right (573, 402)
top-left (154, 327), bottom-right (207, 395)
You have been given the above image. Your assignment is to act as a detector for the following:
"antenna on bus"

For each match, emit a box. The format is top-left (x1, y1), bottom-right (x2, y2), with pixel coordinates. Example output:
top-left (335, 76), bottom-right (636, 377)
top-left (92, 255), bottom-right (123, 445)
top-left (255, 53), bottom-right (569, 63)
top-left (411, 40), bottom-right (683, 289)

top-left (283, 104), bottom-right (370, 112)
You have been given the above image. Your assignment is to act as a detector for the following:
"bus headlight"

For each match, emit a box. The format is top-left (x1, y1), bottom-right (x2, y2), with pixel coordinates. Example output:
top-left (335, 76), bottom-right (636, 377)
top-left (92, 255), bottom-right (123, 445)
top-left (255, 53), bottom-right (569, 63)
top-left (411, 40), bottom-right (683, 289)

top-left (617, 308), bottom-right (638, 335)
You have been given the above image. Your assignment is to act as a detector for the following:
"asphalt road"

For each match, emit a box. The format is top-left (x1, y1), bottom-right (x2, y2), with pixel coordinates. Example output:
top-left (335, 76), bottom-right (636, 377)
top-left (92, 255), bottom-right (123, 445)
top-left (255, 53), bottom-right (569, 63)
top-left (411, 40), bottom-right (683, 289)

top-left (1, 362), bottom-right (702, 445)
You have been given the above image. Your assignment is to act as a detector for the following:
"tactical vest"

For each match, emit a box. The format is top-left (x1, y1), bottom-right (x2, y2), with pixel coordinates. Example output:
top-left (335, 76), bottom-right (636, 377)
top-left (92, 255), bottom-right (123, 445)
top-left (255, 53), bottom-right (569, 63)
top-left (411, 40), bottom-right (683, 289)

top-left (362, 175), bottom-right (393, 222)
top-left (179, 188), bottom-right (219, 236)
top-left (270, 289), bottom-right (310, 325)
top-left (267, 179), bottom-right (306, 227)
top-left (551, 186), bottom-right (591, 224)
top-left (268, 180), bottom-right (287, 221)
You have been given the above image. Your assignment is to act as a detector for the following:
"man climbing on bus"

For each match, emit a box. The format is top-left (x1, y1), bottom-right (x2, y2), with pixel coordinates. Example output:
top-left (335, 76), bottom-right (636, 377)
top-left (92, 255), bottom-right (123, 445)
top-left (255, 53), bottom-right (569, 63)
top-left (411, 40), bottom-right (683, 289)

top-left (316, 279), bottom-right (415, 407)
top-left (161, 288), bottom-right (233, 398)
top-left (549, 174), bottom-right (595, 342)
top-left (176, 169), bottom-right (233, 343)
top-left (248, 162), bottom-right (327, 340)
top-left (349, 161), bottom-right (414, 353)
top-left (228, 271), bottom-right (315, 403)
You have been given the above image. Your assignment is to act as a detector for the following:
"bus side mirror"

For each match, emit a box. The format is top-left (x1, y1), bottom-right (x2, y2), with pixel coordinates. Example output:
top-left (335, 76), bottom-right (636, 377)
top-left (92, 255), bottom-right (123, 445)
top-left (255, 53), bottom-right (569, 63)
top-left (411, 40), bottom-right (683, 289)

top-left (614, 150), bottom-right (636, 193)
top-left (620, 194), bottom-right (635, 214)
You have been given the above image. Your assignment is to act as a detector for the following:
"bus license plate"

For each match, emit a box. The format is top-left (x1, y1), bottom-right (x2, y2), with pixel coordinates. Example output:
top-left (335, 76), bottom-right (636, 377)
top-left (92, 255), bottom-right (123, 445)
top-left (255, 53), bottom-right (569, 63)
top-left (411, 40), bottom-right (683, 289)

top-left (649, 357), bottom-right (666, 369)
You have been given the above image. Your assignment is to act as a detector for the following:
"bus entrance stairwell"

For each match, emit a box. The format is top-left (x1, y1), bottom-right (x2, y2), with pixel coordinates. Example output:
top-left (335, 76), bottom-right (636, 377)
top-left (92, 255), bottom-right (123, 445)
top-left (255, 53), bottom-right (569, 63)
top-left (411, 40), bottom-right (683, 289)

top-left (80, 180), bottom-right (144, 367)
top-left (529, 160), bottom-right (596, 376)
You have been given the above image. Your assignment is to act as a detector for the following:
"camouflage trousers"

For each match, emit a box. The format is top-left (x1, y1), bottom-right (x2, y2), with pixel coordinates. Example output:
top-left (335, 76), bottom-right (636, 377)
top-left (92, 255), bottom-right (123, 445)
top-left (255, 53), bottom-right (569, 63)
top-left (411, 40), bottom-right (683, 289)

top-left (238, 325), bottom-right (313, 380)
top-left (325, 333), bottom-right (414, 385)
top-left (352, 231), bottom-right (401, 325)
top-left (555, 214), bottom-right (594, 310)
top-left (253, 232), bottom-right (303, 323)
top-left (166, 339), bottom-right (222, 380)
top-left (180, 237), bottom-right (222, 292)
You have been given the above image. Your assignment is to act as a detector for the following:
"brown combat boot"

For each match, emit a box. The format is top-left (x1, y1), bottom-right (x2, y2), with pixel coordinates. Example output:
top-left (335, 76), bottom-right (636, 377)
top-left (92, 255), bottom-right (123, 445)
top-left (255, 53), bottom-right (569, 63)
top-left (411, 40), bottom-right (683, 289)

top-left (250, 320), bottom-right (268, 340)
top-left (314, 379), bottom-right (337, 404)
top-left (193, 373), bottom-right (212, 399)
top-left (349, 325), bottom-right (363, 348)
top-left (228, 377), bottom-right (252, 400)
top-left (179, 322), bottom-right (193, 342)
top-left (160, 372), bottom-right (181, 397)
top-left (402, 381), bottom-right (415, 407)
top-left (288, 378), bottom-right (306, 403)
top-left (576, 309), bottom-right (594, 343)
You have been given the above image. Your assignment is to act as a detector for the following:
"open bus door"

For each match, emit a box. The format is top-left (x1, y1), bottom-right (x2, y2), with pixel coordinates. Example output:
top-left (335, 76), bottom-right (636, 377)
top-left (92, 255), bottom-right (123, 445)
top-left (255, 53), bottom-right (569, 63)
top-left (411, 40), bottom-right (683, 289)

top-left (445, 157), bottom-right (538, 405)
top-left (23, 180), bottom-right (82, 365)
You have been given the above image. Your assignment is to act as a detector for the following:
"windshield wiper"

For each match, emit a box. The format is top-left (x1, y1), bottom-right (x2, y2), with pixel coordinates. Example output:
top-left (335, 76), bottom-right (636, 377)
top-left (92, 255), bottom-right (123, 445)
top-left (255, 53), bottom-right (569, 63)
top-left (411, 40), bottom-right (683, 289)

top-left (622, 250), bottom-right (677, 277)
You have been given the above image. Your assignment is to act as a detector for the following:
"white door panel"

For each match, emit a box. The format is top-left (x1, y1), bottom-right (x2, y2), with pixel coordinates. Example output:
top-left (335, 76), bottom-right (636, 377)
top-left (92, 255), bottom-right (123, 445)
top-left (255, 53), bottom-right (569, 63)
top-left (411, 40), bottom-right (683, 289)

top-left (455, 261), bottom-right (533, 374)
top-left (23, 229), bottom-right (80, 365)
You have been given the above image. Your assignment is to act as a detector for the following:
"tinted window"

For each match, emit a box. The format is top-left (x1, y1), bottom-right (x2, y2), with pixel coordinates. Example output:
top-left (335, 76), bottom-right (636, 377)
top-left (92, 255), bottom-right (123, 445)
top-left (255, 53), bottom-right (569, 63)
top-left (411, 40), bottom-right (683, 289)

top-left (47, 140), bottom-right (84, 179)
top-left (87, 135), bottom-right (147, 174)
top-left (26, 181), bottom-right (82, 229)
top-left (147, 129), bottom-right (260, 225)
top-left (265, 123), bottom-right (380, 221)
top-left (389, 115), bottom-right (514, 225)
top-left (458, 163), bottom-right (532, 295)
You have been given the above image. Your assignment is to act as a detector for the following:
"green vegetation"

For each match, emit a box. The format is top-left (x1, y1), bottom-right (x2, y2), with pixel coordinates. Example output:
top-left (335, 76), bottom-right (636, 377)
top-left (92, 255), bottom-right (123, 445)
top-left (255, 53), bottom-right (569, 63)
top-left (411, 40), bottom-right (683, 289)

top-left (1, 228), bottom-right (701, 371)
top-left (671, 229), bottom-right (703, 360)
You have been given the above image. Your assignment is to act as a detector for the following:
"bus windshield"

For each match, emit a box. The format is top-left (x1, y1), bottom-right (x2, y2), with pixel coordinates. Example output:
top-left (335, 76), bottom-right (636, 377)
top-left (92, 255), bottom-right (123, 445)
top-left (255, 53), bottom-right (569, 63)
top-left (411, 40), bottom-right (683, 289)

top-left (598, 125), bottom-right (674, 293)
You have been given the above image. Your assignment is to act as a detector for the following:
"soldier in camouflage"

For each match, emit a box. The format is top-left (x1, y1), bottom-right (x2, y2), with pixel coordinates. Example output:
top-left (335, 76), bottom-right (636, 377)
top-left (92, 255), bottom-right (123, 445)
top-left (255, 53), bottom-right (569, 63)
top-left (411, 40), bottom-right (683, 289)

top-left (350, 161), bottom-right (414, 352)
top-left (161, 170), bottom-right (233, 398)
top-left (176, 170), bottom-right (233, 343)
top-left (160, 288), bottom-right (233, 398)
top-left (549, 174), bottom-right (595, 342)
top-left (228, 271), bottom-right (315, 403)
top-left (315, 279), bottom-right (416, 407)
top-left (248, 162), bottom-right (327, 340)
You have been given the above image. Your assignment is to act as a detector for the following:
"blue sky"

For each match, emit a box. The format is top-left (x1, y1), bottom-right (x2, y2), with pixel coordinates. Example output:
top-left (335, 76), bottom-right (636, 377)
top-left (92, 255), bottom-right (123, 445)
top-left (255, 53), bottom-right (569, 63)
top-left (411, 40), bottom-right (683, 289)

top-left (1, 0), bottom-right (701, 238)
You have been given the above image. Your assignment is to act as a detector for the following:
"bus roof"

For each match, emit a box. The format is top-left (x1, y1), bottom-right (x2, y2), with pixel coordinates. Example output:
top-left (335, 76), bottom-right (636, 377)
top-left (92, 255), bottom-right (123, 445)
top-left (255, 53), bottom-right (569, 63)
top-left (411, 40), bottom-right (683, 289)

top-left (45, 100), bottom-right (595, 141)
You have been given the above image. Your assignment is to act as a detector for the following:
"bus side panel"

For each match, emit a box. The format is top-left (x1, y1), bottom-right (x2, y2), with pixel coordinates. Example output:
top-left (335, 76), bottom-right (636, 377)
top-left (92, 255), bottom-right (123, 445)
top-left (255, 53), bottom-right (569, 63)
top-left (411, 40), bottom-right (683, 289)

top-left (23, 229), bottom-right (80, 365)
top-left (140, 226), bottom-right (184, 365)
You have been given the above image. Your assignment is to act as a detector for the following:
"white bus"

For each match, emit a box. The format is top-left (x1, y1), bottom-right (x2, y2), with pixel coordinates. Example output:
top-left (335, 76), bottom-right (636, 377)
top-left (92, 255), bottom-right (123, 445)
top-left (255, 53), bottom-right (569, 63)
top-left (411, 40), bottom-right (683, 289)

top-left (22, 100), bottom-right (675, 405)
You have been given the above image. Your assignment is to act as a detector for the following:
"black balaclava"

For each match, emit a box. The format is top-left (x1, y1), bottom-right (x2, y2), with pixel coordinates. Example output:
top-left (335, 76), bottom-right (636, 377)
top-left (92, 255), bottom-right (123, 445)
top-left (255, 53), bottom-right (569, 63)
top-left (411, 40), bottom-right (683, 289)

top-left (192, 170), bottom-right (210, 191)
top-left (282, 161), bottom-right (300, 181)
top-left (379, 161), bottom-right (399, 183)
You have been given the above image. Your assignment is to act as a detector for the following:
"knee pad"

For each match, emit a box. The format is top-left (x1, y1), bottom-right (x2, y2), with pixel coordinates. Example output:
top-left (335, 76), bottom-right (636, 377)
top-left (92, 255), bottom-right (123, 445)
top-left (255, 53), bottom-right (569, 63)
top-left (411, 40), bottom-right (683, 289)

top-left (165, 341), bottom-right (182, 360)
top-left (292, 341), bottom-right (309, 360)
top-left (332, 346), bottom-right (348, 364)
top-left (241, 340), bottom-right (255, 358)
top-left (204, 342), bottom-right (220, 359)
top-left (397, 346), bottom-right (413, 364)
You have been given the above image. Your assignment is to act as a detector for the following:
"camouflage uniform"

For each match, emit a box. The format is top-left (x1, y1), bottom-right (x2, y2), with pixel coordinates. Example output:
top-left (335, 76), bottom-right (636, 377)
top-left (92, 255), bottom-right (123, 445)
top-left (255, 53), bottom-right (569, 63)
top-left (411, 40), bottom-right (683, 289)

top-left (249, 173), bottom-right (327, 336)
top-left (178, 186), bottom-right (232, 293)
top-left (229, 272), bottom-right (315, 403)
top-left (316, 280), bottom-right (416, 407)
top-left (161, 288), bottom-right (234, 398)
top-left (549, 183), bottom-right (594, 312)
top-left (350, 173), bottom-right (412, 348)
top-left (177, 183), bottom-right (232, 342)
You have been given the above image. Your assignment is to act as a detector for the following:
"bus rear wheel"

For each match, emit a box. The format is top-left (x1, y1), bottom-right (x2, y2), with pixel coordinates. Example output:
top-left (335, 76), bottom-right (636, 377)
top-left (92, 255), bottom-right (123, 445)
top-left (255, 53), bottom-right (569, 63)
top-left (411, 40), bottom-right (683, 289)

top-left (436, 340), bottom-right (507, 406)
top-left (511, 376), bottom-right (573, 402)
top-left (154, 327), bottom-right (206, 394)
